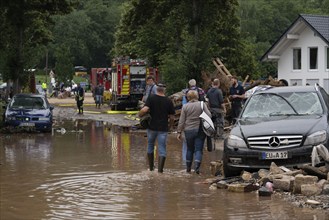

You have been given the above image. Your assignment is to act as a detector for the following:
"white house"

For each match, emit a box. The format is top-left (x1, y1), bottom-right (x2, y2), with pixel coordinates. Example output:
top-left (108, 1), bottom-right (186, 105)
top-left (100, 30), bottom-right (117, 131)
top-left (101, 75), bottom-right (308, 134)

top-left (261, 14), bottom-right (329, 93)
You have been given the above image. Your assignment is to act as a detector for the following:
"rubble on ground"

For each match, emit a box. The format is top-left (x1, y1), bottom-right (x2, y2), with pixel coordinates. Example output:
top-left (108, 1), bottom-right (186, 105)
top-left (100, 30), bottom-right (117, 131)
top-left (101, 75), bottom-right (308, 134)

top-left (207, 161), bottom-right (329, 210)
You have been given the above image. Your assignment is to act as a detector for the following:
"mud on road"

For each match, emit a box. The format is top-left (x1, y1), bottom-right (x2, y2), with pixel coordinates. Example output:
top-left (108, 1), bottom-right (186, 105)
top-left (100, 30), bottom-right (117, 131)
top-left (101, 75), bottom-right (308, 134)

top-left (49, 93), bottom-right (141, 129)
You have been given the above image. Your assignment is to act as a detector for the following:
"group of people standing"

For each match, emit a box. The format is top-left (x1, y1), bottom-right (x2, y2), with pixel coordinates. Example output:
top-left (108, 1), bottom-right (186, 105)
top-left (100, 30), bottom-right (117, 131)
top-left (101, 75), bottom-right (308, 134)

top-left (138, 75), bottom-right (245, 175)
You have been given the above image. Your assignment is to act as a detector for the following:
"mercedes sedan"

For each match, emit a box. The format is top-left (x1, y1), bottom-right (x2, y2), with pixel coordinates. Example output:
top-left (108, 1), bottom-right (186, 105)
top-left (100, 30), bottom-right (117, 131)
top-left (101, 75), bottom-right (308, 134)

top-left (223, 85), bottom-right (329, 177)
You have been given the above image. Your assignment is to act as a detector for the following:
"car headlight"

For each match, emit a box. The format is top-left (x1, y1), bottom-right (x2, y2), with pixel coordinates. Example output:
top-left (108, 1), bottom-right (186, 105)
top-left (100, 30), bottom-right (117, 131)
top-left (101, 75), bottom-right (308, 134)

top-left (39, 117), bottom-right (50, 121)
top-left (304, 130), bottom-right (327, 146)
top-left (227, 135), bottom-right (247, 148)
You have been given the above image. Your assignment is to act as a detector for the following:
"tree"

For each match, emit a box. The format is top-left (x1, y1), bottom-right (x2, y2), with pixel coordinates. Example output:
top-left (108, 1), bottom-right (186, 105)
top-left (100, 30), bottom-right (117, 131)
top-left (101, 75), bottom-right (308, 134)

top-left (0, 0), bottom-right (74, 94)
top-left (50, 0), bottom-right (125, 71)
top-left (54, 44), bottom-right (74, 83)
top-left (114, 0), bottom-right (256, 94)
top-left (238, 0), bottom-right (329, 78)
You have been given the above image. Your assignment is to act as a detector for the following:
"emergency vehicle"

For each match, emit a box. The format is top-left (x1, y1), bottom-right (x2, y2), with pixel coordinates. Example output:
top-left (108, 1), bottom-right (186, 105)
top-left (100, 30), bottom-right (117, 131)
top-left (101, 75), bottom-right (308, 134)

top-left (90, 68), bottom-right (112, 101)
top-left (110, 57), bottom-right (159, 110)
top-left (90, 68), bottom-right (111, 90)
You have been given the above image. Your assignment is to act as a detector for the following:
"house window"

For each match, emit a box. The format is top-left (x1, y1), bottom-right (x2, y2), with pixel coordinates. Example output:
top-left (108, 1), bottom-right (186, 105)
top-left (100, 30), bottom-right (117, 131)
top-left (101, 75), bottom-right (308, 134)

top-left (327, 47), bottom-right (329, 70)
top-left (309, 47), bottom-right (318, 70)
top-left (293, 48), bottom-right (301, 70)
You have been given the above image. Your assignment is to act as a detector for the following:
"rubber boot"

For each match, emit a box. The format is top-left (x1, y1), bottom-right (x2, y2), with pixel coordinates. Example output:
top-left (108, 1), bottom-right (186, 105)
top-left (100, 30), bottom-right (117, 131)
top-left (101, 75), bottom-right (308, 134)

top-left (147, 153), bottom-right (154, 171)
top-left (195, 162), bottom-right (201, 174)
top-left (186, 162), bottom-right (192, 173)
top-left (158, 156), bottom-right (166, 173)
top-left (81, 107), bottom-right (83, 114)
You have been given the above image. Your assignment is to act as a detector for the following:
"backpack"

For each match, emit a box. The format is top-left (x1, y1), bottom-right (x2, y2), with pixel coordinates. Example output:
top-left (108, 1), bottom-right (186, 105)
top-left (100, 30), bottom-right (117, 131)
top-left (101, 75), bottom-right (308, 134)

top-left (196, 87), bottom-right (206, 101)
top-left (186, 87), bottom-right (205, 102)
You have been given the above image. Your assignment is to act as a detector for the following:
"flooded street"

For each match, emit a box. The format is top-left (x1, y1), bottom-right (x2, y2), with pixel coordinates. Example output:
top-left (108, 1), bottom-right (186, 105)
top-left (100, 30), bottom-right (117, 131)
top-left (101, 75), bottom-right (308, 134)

top-left (1, 120), bottom-right (328, 220)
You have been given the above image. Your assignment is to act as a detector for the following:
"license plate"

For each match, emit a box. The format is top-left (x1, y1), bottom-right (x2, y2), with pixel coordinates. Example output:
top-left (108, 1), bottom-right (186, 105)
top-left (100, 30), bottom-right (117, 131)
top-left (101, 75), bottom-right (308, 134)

top-left (261, 151), bottom-right (288, 160)
top-left (20, 122), bottom-right (35, 127)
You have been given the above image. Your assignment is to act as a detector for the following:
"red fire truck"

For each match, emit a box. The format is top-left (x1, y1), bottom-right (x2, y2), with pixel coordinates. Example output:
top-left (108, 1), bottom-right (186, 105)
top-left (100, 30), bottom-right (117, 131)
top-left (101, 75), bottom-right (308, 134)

top-left (110, 57), bottom-right (159, 110)
top-left (90, 68), bottom-right (112, 90)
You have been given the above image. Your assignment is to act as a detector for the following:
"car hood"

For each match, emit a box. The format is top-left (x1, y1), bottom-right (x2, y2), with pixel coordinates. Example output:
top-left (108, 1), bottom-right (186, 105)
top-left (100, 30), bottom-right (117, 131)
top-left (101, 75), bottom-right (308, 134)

top-left (235, 115), bottom-right (326, 137)
top-left (6, 108), bottom-right (51, 116)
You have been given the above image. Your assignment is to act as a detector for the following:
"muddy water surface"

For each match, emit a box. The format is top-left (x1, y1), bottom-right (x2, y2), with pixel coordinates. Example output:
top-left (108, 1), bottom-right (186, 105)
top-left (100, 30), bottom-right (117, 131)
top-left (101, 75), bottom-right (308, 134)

top-left (1, 120), bottom-right (328, 220)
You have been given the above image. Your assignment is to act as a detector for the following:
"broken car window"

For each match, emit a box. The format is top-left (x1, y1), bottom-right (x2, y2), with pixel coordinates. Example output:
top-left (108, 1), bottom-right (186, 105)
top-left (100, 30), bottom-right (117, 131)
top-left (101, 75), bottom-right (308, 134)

top-left (242, 92), bottom-right (323, 118)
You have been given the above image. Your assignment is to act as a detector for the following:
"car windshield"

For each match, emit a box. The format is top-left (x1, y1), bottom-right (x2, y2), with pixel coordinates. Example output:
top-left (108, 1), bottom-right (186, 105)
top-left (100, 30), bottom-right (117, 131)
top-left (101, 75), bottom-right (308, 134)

top-left (242, 92), bottom-right (323, 118)
top-left (10, 96), bottom-right (47, 109)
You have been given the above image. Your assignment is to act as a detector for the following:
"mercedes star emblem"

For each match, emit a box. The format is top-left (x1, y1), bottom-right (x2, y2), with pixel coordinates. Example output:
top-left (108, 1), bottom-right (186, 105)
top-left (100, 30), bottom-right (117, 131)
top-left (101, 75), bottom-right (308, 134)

top-left (269, 136), bottom-right (280, 147)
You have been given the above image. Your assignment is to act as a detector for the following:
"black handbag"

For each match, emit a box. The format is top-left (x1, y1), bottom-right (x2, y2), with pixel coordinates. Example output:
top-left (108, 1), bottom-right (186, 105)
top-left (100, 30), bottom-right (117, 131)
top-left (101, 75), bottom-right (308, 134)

top-left (206, 136), bottom-right (213, 152)
top-left (140, 113), bottom-right (152, 129)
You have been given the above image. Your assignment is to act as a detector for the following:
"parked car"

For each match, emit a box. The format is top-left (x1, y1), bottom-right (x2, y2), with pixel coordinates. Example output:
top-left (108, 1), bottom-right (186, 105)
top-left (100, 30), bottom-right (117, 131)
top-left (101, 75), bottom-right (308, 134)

top-left (4, 94), bottom-right (54, 132)
top-left (223, 85), bottom-right (329, 177)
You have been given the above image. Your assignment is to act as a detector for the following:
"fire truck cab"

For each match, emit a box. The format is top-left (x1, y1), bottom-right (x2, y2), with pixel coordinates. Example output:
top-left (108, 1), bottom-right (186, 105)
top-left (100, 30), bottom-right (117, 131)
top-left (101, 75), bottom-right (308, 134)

top-left (111, 58), bottom-right (159, 110)
top-left (90, 68), bottom-right (112, 101)
top-left (90, 68), bottom-right (111, 90)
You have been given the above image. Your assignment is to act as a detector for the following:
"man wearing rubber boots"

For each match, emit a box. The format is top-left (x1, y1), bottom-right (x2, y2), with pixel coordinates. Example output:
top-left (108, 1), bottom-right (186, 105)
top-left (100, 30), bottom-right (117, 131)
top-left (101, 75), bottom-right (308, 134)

top-left (138, 83), bottom-right (175, 173)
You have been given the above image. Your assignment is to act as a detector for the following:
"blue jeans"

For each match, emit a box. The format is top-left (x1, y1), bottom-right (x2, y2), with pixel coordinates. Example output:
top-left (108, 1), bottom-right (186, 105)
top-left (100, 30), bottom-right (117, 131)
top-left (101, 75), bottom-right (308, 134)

top-left (184, 128), bottom-right (206, 163)
top-left (147, 129), bottom-right (168, 157)
top-left (95, 95), bottom-right (103, 104)
top-left (182, 139), bottom-right (187, 161)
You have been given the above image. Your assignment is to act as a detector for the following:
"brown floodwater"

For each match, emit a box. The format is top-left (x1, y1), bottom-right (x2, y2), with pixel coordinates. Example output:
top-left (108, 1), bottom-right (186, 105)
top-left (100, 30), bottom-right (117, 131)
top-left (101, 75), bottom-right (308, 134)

top-left (1, 120), bottom-right (328, 220)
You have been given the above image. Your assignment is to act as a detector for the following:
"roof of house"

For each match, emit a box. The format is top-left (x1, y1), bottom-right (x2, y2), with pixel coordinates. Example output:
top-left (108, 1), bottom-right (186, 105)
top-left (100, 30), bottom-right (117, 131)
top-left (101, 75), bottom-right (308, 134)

top-left (261, 14), bottom-right (329, 61)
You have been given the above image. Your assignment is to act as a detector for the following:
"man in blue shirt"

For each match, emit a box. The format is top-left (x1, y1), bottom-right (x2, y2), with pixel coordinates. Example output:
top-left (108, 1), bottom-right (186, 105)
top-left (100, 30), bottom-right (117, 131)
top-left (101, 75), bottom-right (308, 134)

top-left (229, 76), bottom-right (245, 124)
top-left (142, 76), bottom-right (157, 103)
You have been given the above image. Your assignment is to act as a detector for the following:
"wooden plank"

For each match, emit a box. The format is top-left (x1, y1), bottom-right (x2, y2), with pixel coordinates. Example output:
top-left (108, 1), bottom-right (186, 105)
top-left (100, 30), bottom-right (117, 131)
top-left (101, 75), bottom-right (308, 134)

top-left (216, 57), bottom-right (231, 76)
top-left (242, 75), bottom-right (249, 87)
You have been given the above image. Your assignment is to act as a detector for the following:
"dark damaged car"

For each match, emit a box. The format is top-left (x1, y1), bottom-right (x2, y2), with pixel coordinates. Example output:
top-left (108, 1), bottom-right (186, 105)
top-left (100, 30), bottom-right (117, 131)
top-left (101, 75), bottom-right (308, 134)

top-left (4, 93), bottom-right (53, 132)
top-left (223, 85), bottom-right (329, 177)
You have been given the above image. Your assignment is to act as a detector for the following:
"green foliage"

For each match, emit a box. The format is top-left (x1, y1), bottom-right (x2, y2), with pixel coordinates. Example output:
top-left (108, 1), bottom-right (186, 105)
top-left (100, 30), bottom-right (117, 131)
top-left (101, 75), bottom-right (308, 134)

top-left (0, 0), bottom-right (75, 92)
top-left (54, 45), bottom-right (74, 83)
top-left (2, 0), bottom-right (329, 94)
top-left (238, 0), bottom-right (329, 79)
top-left (50, 0), bottom-right (125, 70)
top-left (159, 53), bottom-right (189, 95)
top-left (114, 0), bottom-right (257, 91)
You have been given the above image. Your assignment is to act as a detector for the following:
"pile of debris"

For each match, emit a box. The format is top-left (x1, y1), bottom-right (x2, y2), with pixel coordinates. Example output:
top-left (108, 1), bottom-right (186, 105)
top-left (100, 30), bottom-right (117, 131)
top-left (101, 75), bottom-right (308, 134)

top-left (206, 161), bottom-right (329, 209)
top-left (168, 57), bottom-right (288, 129)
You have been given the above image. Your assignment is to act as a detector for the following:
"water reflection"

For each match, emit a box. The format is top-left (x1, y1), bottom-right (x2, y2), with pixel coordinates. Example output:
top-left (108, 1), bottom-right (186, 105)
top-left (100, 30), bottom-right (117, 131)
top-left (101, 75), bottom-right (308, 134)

top-left (0, 120), bottom-right (328, 219)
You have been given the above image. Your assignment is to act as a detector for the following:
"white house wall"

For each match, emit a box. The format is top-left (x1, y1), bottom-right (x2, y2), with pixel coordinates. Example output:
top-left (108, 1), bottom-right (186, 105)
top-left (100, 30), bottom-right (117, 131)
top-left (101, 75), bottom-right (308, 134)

top-left (277, 27), bottom-right (329, 93)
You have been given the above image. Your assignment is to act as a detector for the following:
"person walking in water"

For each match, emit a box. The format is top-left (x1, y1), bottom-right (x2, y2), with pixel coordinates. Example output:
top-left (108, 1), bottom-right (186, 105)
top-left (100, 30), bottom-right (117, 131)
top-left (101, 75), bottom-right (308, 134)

top-left (177, 90), bottom-right (211, 174)
top-left (181, 79), bottom-right (206, 161)
top-left (138, 83), bottom-right (175, 173)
